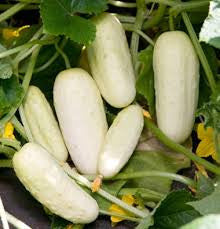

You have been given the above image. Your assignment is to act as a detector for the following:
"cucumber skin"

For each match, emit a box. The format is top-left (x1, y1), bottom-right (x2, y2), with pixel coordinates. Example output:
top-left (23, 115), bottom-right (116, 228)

top-left (13, 143), bottom-right (99, 224)
top-left (87, 13), bottom-right (136, 108)
top-left (153, 31), bottom-right (200, 143)
top-left (53, 68), bottom-right (108, 175)
top-left (24, 86), bottom-right (68, 162)
top-left (99, 105), bottom-right (144, 178)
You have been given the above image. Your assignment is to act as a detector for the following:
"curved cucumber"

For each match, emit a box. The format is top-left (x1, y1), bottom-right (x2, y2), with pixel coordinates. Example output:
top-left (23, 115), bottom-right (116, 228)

top-left (99, 105), bottom-right (144, 178)
top-left (24, 86), bottom-right (68, 162)
top-left (153, 31), bottom-right (200, 143)
top-left (53, 68), bottom-right (108, 175)
top-left (87, 13), bottom-right (136, 108)
top-left (13, 143), bottom-right (99, 224)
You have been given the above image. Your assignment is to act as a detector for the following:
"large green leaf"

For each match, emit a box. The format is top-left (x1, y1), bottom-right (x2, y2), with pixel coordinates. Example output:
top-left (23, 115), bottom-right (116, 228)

top-left (136, 46), bottom-right (155, 116)
top-left (153, 190), bottom-right (201, 229)
top-left (121, 149), bottom-right (190, 194)
top-left (40, 0), bottom-right (107, 45)
top-left (69, 0), bottom-right (108, 14)
top-left (0, 76), bottom-right (24, 118)
top-left (200, 0), bottom-right (220, 49)
top-left (180, 214), bottom-right (220, 229)
top-left (188, 181), bottom-right (220, 215)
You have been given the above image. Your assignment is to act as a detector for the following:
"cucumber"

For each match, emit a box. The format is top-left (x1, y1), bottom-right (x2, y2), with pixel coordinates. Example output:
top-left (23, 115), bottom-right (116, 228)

top-left (87, 13), bottom-right (136, 108)
top-left (53, 68), bottom-right (108, 175)
top-left (23, 86), bottom-right (68, 162)
top-left (99, 105), bottom-right (144, 178)
top-left (13, 143), bottom-right (99, 224)
top-left (153, 31), bottom-right (200, 143)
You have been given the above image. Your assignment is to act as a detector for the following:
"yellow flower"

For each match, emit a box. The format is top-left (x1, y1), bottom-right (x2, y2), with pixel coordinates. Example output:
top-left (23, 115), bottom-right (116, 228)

top-left (2, 25), bottom-right (30, 40)
top-left (109, 195), bottom-right (135, 225)
top-left (2, 122), bottom-right (15, 140)
top-left (196, 123), bottom-right (217, 161)
top-left (142, 109), bottom-right (151, 119)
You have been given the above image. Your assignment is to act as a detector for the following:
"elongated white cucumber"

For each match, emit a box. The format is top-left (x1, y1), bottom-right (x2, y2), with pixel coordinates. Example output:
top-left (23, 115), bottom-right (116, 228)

top-left (53, 68), bottom-right (108, 175)
top-left (153, 31), bottom-right (200, 143)
top-left (13, 143), bottom-right (99, 224)
top-left (99, 105), bottom-right (144, 178)
top-left (23, 86), bottom-right (68, 162)
top-left (87, 13), bottom-right (136, 108)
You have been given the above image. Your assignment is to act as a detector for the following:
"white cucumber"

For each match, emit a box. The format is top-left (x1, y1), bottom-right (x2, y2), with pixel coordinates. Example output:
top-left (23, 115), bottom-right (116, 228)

top-left (13, 143), bottom-right (99, 224)
top-left (87, 13), bottom-right (136, 108)
top-left (53, 68), bottom-right (108, 175)
top-left (99, 105), bottom-right (144, 178)
top-left (23, 85), bottom-right (68, 162)
top-left (153, 31), bottom-right (200, 143)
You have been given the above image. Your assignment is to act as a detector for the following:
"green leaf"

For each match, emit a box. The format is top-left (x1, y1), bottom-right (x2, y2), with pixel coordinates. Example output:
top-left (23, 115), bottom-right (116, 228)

top-left (180, 214), bottom-right (220, 229)
top-left (92, 180), bottom-right (127, 210)
top-left (136, 46), bottom-right (155, 116)
top-left (188, 181), bottom-right (220, 215)
top-left (196, 172), bottom-right (214, 199)
top-left (121, 150), bottom-right (190, 195)
top-left (200, 0), bottom-right (220, 49)
top-left (0, 44), bottom-right (12, 79)
top-left (153, 190), bottom-right (201, 229)
top-left (0, 76), bottom-right (24, 118)
top-left (69, 0), bottom-right (108, 14)
top-left (40, 0), bottom-right (97, 45)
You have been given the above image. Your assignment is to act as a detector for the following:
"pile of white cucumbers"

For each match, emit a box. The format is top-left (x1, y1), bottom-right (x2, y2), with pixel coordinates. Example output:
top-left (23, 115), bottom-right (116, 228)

top-left (12, 13), bottom-right (199, 224)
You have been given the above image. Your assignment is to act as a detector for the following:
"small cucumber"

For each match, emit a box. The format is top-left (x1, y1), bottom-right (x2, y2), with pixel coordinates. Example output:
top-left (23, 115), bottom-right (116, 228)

top-left (87, 13), bottom-right (136, 108)
top-left (13, 143), bottom-right (99, 224)
top-left (23, 86), bottom-right (68, 162)
top-left (99, 105), bottom-right (144, 178)
top-left (53, 68), bottom-right (108, 175)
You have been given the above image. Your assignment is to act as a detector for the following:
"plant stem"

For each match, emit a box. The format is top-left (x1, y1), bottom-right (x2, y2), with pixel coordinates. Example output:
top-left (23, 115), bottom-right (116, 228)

top-left (130, 0), bottom-right (146, 71)
top-left (170, 1), bottom-right (210, 16)
top-left (108, 0), bottom-right (137, 8)
top-left (6, 212), bottom-right (31, 229)
top-left (19, 105), bottom-right (34, 142)
top-left (99, 209), bottom-right (141, 222)
top-left (0, 46), bottom-right (40, 129)
top-left (0, 145), bottom-right (15, 158)
top-left (124, 25), bottom-right (155, 46)
top-left (112, 171), bottom-right (196, 188)
top-left (148, 0), bottom-right (176, 7)
top-left (144, 117), bottom-right (220, 175)
top-left (0, 197), bottom-right (9, 229)
top-left (169, 13), bottom-right (175, 31)
top-left (0, 3), bottom-right (28, 23)
top-left (115, 14), bottom-right (136, 24)
top-left (0, 38), bottom-right (55, 59)
top-left (0, 138), bottom-right (21, 151)
top-left (15, 0), bottom-right (41, 3)
top-left (0, 160), bottom-right (12, 168)
top-left (142, 4), bottom-right (166, 30)
top-left (13, 26), bottom-right (43, 69)
top-left (63, 164), bottom-right (149, 219)
top-left (11, 116), bottom-right (28, 141)
top-left (181, 12), bottom-right (216, 94)
top-left (0, 4), bottom-right (38, 11)
top-left (55, 42), bottom-right (71, 69)
top-left (118, 188), bottom-right (164, 202)
top-left (34, 38), bottom-right (68, 73)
